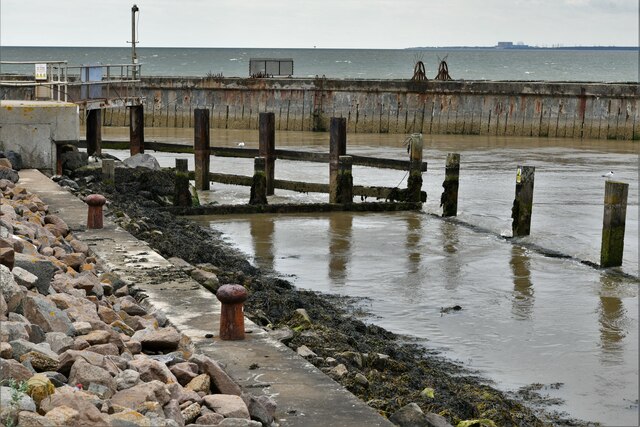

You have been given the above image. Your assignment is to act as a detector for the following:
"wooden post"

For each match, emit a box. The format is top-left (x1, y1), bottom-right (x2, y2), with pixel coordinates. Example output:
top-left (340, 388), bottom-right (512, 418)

top-left (511, 166), bottom-right (535, 237)
top-left (194, 108), bottom-right (211, 190)
top-left (329, 117), bottom-right (347, 203)
top-left (335, 155), bottom-right (353, 204)
top-left (259, 112), bottom-right (275, 195)
top-left (216, 284), bottom-right (248, 340)
top-left (174, 159), bottom-right (191, 207)
top-left (600, 181), bottom-right (628, 268)
top-left (249, 157), bottom-right (268, 205)
top-left (102, 159), bottom-right (115, 183)
top-left (129, 104), bottom-right (145, 156)
top-left (86, 109), bottom-right (102, 156)
top-left (407, 133), bottom-right (424, 203)
top-left (440, 153), bottom-right (460, 217)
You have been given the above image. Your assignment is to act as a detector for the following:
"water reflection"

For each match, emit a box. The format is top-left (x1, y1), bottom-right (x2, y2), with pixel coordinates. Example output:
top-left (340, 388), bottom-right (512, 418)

top-left (405, 213), bottom-right (423, 275)
top-left (510, 246), bottom-right (534, 321)
top-left (328, 214), bottom-right (352, 286)
top-left (249, 216), bottom-right (275, 272)
top-left (598, 274), bottom-right (626, 366)
top-left (440, 220), bottom-right (461, 291)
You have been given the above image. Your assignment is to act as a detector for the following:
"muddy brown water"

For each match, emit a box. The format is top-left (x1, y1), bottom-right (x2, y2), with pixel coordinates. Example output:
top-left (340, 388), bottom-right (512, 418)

top-left (102, 127), bottom-right (639, 425)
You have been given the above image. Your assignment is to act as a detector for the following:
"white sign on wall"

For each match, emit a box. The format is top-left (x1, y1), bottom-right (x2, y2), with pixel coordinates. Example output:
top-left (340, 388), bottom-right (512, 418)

top-left (35, 63), bottom-right (47, 81)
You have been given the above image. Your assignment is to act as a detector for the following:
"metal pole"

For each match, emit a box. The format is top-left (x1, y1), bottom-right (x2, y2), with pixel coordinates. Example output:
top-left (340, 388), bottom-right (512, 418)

top-left (131, 4), bottom-right (139, 79)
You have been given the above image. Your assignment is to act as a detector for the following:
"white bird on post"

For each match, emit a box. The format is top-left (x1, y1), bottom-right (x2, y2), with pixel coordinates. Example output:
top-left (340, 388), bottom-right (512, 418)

top-left (601, 171), bottom-right (614, 180)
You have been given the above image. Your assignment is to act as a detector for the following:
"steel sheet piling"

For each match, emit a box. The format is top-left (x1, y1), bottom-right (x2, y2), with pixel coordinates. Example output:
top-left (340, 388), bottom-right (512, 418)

top-left (194, 109), bottom-right (211, 190)
top-left (600, 181), bottom-right (628, 268)
top-left (259, 113), bottom-right (276, 195)
top-left (511, 165), bottom-right (535, 237)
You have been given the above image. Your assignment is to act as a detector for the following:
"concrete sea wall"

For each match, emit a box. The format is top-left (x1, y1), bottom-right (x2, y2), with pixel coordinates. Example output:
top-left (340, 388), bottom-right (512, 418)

top-left (4, 77), bottom-right (640, 139)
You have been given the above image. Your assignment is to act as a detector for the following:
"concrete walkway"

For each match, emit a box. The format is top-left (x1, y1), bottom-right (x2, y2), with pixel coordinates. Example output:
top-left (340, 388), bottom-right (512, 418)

top-left (18, 169), bottom-right (394, 427)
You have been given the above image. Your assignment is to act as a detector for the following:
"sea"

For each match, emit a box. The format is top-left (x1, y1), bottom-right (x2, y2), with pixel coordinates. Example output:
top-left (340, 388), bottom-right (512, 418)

top-left (0, 46), bottom-right (638, 82)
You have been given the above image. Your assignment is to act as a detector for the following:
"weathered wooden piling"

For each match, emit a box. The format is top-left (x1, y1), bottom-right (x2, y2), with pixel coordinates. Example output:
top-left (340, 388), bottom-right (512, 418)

top-left (329, 117), bottom-right (347, 203)
top-left (216, 284), bottom-right (248, 340)
top-left (102, 159), bottom-right (115, 183)
top-left (249, 157), bottom-right (268, 205)
top-left (259, 112), bottom-right (276, 195)
top-left (174, 159), bottom-right (192, 207)
top-left (86, 109), bottom-right (102, 156)
top-left (440, 153), bottom-right (460, 217)
top-left (335, 155), bottom-right (353, 204)
top-left (511, 166), bottom-right (535, 237)
top-left (129, 104), bottom-right (145, 155)
top-left (407, 133), bottom-right (424, 203)
top-left (600, 181), bottom-right (628, 268)
top-left (194, 108), bottom-right (211, 190)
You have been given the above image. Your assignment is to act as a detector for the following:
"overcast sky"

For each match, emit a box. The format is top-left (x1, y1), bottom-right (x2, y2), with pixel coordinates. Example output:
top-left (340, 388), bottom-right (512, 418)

top-left (1, 0), bottom-right (637, 49)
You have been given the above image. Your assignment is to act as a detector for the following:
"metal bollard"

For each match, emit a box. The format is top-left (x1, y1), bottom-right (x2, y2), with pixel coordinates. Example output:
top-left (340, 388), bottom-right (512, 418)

top-left (216, 284), bottom-right (248, 340)
top-left (85, 194), bottom-right (107, 229)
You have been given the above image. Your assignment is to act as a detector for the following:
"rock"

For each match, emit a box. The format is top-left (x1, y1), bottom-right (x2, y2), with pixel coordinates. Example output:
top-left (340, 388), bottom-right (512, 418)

top-left (0, 238), bottom-right (15, 270)
top-left (13, 254), bottom-right (58, 295)
top-left (5, 151), bottom-right (22, 170)
top-left (86, 343), bottom-right (120, 356)
top-left (11, 266), bottom-right (38, 289)
top-left (43, 405), bottom-right (80, 426)
top-left (67, 359), bottom-right (116, 396)
top-left (40, 371), bottom-right (67, 388)
top-left (60, 151), bottom-right (88, 173)
top-left (0, 158), bottom-right (12, 168)
top-left (185, 374), bottom-right (211, 394)
top-left (72, 321), bottom-right (93, 336)
top-left (166, 382), bottom-right (203, 406)
top-left (296, 345), bottom-right (317, 358)
top-left (0, 264), bottom-right (23, 311)
top-left (115, 369), bottom-right (141, 391)
top-left (8, 339), bottom-right (57, 360)
top-left (190, 268), bottom-right (220, 290)
top-left (131, 327), bottom-right (181, 353)
top-left (20, 351), bottom-right (59, 372)
top-left (0, 166), bottom-right (19, 183)
top-left (0, 293), bottom-right (7, 319)
top-left (111, 380), bottom-right (171, 409)
top-left (129, 356), bottom-right (178, 384)
top-left (180, 402), bottom-right (201, 425)
top-left (0, 386), bottom-right (36, 426)
top-left (268, 327), bottom-right (294, 344)
top-left (68, 238), bottom-right (89, 255)
top-left (167, 257), bottom-right (194, 273)
top-left (98, 305), bottom-right (120, 324)
top-left (0, 358), bottom-right (33, 382)
top-left (43, 215), bottom-right (69, 238)
top-left (217, 419), bottom-right (262, 427)
top-left (123, 153), bottom-right (161, 171)
top-left (245, 394), bottom-right (275, 426)
top-left (42, 386), bottom-right (110, 425)
top-left (22, 293), bottom-right (74, 335)
top-left (338, 351), bottom-right (363, 369)
top-left (1, 321), bottom-right (30, 342)
top-left (170, 362), bottom-right (199, 386)
top-left (77, 329), bottom-right (112, 345)
top-left (389, 402), bottom-right (453, 427)
top-left (59, 253), bottom-right (86, 271)
top-left (328, 364), bottom-right (348, 379)
top-left (201, 394), bottom-right (250, 419)
top-left (113, 320), bottom-right (137, 337)
top-left (189, 354), bottom-right (242, 396)
top-left (163, 399), bottom-right (186, 427)
top-left (0, 342), bottom-right (13, 358)
top-left (17, 410), bottom-right (56, 426)
top-left (56, 350), bottom-right (115, 377)
top-left (109, 409), bottom-right (154, 426)
top-left (196, 413), bottom-right (224, 425)
top-left (355, 372), bottom-right (369, 387)
top-left (45, 332), bottom-right (74, 354)
top-left (86, 382), bottom-right (113, 399)
top-left (292, 308), bottom-right (312, 326)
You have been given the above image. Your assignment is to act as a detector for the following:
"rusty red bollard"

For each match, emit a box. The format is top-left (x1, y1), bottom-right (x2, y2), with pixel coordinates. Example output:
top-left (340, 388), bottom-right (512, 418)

top-left (85, 194), bottom-right (107, 229)
top-left (216, 284), bottom-right (248, 340)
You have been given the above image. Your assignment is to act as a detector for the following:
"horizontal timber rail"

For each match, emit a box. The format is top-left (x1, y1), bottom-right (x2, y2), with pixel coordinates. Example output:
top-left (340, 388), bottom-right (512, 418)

top-left (189, 172), bottom-right (396, 199)
top-left (162, 201), bottom-right (423, 216)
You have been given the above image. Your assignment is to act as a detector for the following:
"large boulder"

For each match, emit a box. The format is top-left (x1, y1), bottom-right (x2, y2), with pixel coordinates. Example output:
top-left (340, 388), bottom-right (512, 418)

top-left (128, 356), bottom-right (178, 384)
top-left (13, 254), bottom-right (58, 295)
top-left (60, 150), bottom-right (88, 173)
top-left (189, 354), bottom-right (241, 396)
top-left (0, 264), bottom-right (24, 311)
top-left (131, 327), bottom-right (181, 353)
top-left (0, 386), bottom-right (36, 426)
top-left (110, 380), bottom-right (171, 410)
top-left (123, 153), bottom-right (161, 171)
top-left (67, 359), bottom-right (116, 398)
top-left (201, 394), bottom-right (250, 419)
top-left (0, 166), bottom-right (19, 184)
top-left (40, 386), bottom-right (110, 425)
top-left (0, 358), bottom-right (34, 382)
top-left (22, 293), bottom-right (74, 335)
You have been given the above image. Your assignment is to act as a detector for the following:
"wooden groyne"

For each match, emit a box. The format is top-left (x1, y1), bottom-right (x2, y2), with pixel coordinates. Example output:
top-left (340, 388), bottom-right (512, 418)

top-left (75, 78), bottom-right (640, 140)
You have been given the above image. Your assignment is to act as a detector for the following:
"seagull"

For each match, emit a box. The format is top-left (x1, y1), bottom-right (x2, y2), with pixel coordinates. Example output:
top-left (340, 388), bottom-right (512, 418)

top-left (237, 142), bottom-right (245, 147)
top-left (601, 171), bottom-right (614, 179)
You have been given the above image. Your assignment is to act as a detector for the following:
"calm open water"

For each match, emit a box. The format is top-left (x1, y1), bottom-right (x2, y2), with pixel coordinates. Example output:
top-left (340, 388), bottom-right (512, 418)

top-left (1, 46), bottom-right (638, 81)
top-left (101, 128), bottom-right (639, 426)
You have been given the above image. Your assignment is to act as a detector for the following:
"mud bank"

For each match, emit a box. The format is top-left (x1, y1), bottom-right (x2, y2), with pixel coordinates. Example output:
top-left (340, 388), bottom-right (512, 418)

top-left (68, 164), bottom-right (588, 427)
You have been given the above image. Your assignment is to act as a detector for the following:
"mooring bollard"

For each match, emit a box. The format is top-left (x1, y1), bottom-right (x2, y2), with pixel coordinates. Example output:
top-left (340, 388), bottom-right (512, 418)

top-left (440, 153), bottom-right (460, 217)
top-left (216, 284), bottom-right (248, 340)
top-left (600, 180), bottom-right (628, 268)
top-left (259, 112), bottom-right (276, 195)
top-left (194, 108), bottom-right (211, 191)
top-left (335, 155), bottom-right (353, 204)
top-left (102, 159), bottom-right (115, 183)
top-left (329, 117), bottom-right (347, 203)
top-left (174, 159), bottom-right (192, 207)
top-left (511, 165), bottom-right (535, 237)
top-left (86, 194), bottom-right (107, 229)
top-left (129, 104), bottom-right (145, 156)
top-left (86, 109), bottom-right (102, 157)
top-left (249, 157), bottom-right (268, 205)
top-left (407, 133), bottom-right (424, 203)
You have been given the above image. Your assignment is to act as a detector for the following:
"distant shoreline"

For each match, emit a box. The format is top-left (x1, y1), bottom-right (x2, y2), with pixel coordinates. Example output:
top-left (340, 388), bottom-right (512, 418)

top-left (407, 45), bottom-right (637, 51)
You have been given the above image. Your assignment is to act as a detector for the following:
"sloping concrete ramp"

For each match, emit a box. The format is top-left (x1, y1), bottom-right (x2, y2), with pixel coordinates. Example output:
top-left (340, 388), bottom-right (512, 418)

top-left (18, 169), bottom-right (394, 427)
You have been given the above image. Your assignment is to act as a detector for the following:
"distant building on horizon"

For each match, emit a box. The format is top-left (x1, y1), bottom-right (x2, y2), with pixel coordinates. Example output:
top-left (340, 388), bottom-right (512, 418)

top-left (496, 41), bottom-right (531, 49)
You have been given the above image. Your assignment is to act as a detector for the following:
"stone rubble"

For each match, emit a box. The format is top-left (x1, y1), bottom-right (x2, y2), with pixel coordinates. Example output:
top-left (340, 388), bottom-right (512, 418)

top-left (0, 167), bottom-right (278, 426)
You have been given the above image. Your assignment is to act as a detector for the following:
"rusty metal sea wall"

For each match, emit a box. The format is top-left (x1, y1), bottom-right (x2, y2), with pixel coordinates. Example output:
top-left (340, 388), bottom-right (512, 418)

top-left (5, 77), bottom-right (639, 139)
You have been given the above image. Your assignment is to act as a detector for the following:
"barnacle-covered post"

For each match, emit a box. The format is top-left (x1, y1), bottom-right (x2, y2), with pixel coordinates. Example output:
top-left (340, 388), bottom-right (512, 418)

top-left (329, 117), bottom-right (347, 203)
top-left (407, 133), bottom-right (424, 203)
top-left (174, 159), bottom-right (192, 207)
top-left (335, 155), bottom-right (353, 204)
top-left (511, 166), bottom-right (535, 237)
top-left (249, 157), bottom-right (268, 205)
top-left (600, 181), bottom-right (628, 268)
top-left (440, 153), bottom-right (460, 216)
